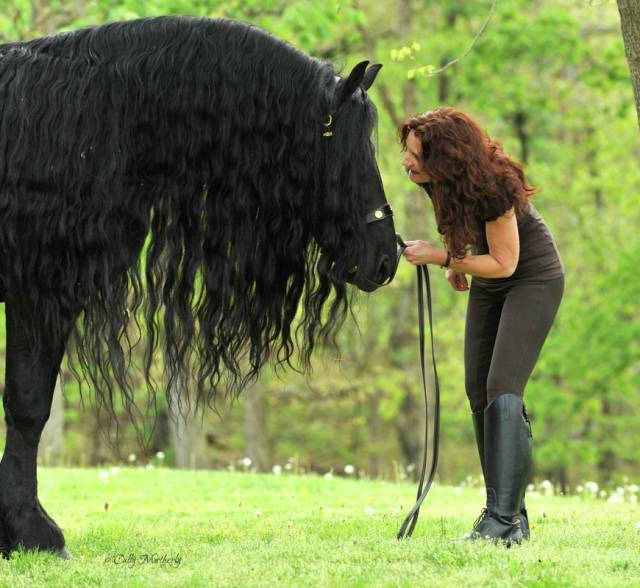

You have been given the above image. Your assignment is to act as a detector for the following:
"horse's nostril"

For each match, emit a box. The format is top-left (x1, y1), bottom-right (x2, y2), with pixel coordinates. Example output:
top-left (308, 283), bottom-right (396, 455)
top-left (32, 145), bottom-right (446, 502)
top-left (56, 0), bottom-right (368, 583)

top-left (376, 255), bottom-right (392, 281)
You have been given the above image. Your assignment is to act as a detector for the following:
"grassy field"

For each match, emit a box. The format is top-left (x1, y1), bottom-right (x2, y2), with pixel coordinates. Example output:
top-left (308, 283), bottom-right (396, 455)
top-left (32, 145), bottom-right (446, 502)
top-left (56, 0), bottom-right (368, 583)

top-left (0, 467), bottom-right (638, 587)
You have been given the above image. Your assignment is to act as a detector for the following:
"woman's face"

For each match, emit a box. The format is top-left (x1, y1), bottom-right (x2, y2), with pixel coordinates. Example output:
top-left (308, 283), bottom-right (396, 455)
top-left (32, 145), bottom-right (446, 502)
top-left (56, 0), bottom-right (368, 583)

top-left (403, 130), bottom-right (432, 184)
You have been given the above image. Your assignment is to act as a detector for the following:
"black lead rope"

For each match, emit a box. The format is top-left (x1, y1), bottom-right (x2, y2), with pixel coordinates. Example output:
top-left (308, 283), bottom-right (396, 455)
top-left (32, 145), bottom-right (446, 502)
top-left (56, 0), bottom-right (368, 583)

top-left (395, 235), bottom-right (441, 540)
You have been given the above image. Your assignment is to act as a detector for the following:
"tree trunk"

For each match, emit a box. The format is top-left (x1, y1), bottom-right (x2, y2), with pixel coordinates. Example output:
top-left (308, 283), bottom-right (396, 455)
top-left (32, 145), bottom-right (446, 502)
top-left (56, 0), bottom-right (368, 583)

top-left (168, 377), bottom-right (209, 469)
top-left (38, 375), bottom-right (65, 465)
top-left (243, 380), bottom-right (270, 472)
top-left (617, 0), bottom-right (640, 129)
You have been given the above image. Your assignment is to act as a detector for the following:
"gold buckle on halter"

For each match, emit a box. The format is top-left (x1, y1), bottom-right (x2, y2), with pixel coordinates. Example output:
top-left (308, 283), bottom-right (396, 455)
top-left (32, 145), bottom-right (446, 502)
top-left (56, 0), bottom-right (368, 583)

top-left (323, 114), bottom-right (333, 137)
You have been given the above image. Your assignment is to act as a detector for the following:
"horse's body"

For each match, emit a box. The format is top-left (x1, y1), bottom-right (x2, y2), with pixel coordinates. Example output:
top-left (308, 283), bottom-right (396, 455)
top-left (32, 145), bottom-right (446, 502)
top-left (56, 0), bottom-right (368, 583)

top-left (0, 16), bottom-right (396, 558)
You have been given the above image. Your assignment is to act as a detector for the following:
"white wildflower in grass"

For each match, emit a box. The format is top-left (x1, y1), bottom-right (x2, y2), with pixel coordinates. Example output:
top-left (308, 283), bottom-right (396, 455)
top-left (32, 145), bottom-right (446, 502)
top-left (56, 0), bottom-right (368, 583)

top-left (344, 464), bottom-right (355, 475)
top-left (576, 485), bottom-right (584, 493)
top-left (110, 466), bottom-right (120, 475)
top-left (364, 507), bottom-right (374, 516)
top-left (599, 490), bottom-right (607, 499)
top-left (255, 510), bottom-right (262, 517)
top-left (527, 483), bottom-right (535, 493)
top-left (241, 457), bottom-right (252, 468)
top-left (145, 463), bottom-right (155, 470)
top-left (323, 469), bottom-right (334, 480)
top-left (585, 481), bottom-right (598, 495)
top-left (636, 521), bottom-right (640, 533)
top-left (541, 480), bottom-right (554, 496)
top-left (128, 453), bottom-right (136, 463)
top-left (272, 464), bottom-right (282, 476)
top-left (99, 470), bottom-right (109, 480)
top-left (616, 486), bottom-right (625, 495)
top-left (156, 451), bottom-right (165, 461)
top-left (454, 487), bottom-right (462, 495)
top-left (406, 464), bottom-right (415, 473)
top-left (628, 485), bottom-right (639, 493)
top-left (607, 493), bottom-right (623, 504)
top-left (284, 463), bottom-right (293, 471)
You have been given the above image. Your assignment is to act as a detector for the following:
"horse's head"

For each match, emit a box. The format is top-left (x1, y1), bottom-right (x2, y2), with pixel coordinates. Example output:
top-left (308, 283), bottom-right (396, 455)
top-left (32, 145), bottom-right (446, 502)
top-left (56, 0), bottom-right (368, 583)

top-left (315, 61), bottom-right (399, 293)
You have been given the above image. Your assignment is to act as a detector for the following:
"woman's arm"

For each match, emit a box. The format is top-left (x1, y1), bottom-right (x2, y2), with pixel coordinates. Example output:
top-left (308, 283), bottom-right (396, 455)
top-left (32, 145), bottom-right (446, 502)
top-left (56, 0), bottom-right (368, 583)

top-left (403, 207), bottom-right (519, 278)
top-left (446, 207), bottom-right (519, 278)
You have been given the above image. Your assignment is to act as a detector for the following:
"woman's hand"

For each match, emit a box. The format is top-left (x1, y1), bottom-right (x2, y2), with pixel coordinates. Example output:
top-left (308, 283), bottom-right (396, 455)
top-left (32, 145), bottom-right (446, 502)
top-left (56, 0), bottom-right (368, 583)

top-left (445, 269), bottom-right (469, 291)
top-left (402, 240), bottom-right (442, 266)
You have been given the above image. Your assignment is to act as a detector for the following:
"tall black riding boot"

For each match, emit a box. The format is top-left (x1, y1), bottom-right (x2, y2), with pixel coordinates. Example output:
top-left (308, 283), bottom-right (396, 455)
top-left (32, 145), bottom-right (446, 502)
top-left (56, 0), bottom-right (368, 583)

top-left (469, 393), bottom-right (532, 546)
top-left (471, 404), bottom-right (531, 540)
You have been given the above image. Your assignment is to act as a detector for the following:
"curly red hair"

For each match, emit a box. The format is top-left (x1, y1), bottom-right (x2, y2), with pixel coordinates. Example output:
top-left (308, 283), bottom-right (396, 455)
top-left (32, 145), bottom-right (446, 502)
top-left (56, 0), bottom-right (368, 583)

top-left (399, 107), bottom-right (536, 261)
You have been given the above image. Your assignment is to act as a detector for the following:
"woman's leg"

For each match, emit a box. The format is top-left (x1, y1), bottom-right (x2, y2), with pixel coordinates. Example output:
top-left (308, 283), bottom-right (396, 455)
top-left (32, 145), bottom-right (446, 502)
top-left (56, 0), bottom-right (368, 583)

top-left (479, 275), bottom-right (564, 544)
top-left (464, 283), bottom-right (505, 413)
top-left (486, 275), bottom-right (564, 402)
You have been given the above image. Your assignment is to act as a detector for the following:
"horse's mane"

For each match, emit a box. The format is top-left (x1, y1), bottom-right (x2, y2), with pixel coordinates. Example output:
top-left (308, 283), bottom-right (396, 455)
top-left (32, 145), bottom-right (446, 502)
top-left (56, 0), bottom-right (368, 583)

top-left (0, 16), bottom-right (377, 433)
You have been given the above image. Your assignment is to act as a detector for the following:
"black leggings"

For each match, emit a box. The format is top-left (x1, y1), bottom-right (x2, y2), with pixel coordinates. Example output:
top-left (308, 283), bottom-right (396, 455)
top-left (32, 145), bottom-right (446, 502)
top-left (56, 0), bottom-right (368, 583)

top-left (464, 275), bottom-right (564, 413)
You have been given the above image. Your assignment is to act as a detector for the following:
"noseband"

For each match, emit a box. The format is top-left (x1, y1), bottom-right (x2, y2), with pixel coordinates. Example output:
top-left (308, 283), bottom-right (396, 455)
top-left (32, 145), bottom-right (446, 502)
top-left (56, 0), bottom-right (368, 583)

top-left (350, 203), bottom-right (406, 289)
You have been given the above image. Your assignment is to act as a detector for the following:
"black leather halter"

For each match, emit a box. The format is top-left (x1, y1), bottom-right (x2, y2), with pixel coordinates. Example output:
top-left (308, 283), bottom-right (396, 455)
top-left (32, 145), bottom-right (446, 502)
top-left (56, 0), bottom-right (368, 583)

top-left (358, 204), bottom-right (441, 539)
top-left (353, 203), bottom-right (405, 288)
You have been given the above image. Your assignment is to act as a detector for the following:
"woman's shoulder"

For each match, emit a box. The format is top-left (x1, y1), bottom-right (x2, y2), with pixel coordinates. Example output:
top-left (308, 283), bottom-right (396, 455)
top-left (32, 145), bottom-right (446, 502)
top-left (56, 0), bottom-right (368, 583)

top-left (477, 199), bottom-right (534, 224)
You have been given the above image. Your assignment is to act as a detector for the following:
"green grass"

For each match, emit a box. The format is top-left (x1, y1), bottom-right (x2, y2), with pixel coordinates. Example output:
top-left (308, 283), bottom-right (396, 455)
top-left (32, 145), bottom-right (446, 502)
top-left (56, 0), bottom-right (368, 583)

top-left (1, 468), bottom-right (638, 587)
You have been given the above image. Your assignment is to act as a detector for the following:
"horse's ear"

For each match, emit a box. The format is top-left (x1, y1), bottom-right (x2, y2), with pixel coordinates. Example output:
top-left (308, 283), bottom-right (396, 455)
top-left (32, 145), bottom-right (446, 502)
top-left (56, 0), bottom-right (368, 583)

top-left (362, 64), bottom-right (383, 91)
top-left (336, 60), bottom-right (369, 106)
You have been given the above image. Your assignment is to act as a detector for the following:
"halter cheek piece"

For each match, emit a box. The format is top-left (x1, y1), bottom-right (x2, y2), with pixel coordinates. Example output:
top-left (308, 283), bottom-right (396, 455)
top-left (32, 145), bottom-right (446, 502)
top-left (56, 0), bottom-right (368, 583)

top-left (353, 204), bottom-right (406, 289)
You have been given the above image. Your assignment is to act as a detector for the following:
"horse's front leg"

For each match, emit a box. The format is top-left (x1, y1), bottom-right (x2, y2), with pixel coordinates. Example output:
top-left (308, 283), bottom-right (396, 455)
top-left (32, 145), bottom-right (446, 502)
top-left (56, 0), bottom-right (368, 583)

top-left (0, 296), bottom-right (73, 559)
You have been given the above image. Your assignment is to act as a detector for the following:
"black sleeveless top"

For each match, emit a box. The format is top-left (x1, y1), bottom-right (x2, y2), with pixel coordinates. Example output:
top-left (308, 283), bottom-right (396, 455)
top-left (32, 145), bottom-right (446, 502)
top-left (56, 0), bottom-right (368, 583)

top-left (472, 201), bottom-right (564, 284)
top-left (421, 183), bottom-right (564, 283)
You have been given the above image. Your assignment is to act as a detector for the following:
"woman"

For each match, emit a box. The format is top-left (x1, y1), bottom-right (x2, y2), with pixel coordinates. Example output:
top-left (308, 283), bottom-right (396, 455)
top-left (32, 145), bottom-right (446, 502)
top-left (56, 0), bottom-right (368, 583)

top-left (399, 107), bottom-right (564, 546)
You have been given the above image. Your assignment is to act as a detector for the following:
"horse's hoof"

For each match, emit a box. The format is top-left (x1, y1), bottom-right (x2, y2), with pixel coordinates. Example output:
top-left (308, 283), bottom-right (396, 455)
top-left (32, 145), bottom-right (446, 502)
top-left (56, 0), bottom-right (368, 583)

top-left (55, 547), bottom-right (72, 560)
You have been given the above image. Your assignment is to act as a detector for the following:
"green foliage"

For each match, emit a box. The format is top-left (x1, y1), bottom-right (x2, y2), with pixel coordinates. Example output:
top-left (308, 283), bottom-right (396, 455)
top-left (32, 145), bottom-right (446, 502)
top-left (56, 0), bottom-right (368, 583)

top-left (0, 0), bottom-right (638, 487)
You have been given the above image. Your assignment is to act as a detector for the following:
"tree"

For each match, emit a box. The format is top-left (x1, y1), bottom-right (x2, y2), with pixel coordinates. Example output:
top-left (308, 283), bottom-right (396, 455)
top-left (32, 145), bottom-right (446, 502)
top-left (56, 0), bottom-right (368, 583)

top-left (617, 0), bottom-right (640, 129)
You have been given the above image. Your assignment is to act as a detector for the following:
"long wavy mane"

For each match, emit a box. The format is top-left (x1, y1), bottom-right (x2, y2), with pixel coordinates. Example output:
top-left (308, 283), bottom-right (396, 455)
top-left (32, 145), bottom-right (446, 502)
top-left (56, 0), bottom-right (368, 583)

top-left (0, 16), bottom-right (378, 430)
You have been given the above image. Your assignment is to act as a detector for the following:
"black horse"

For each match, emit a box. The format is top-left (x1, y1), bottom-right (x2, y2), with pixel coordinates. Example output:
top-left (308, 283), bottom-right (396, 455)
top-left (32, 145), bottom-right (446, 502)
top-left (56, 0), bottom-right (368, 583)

top-left (0, 16), bottom-right (397, 558)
